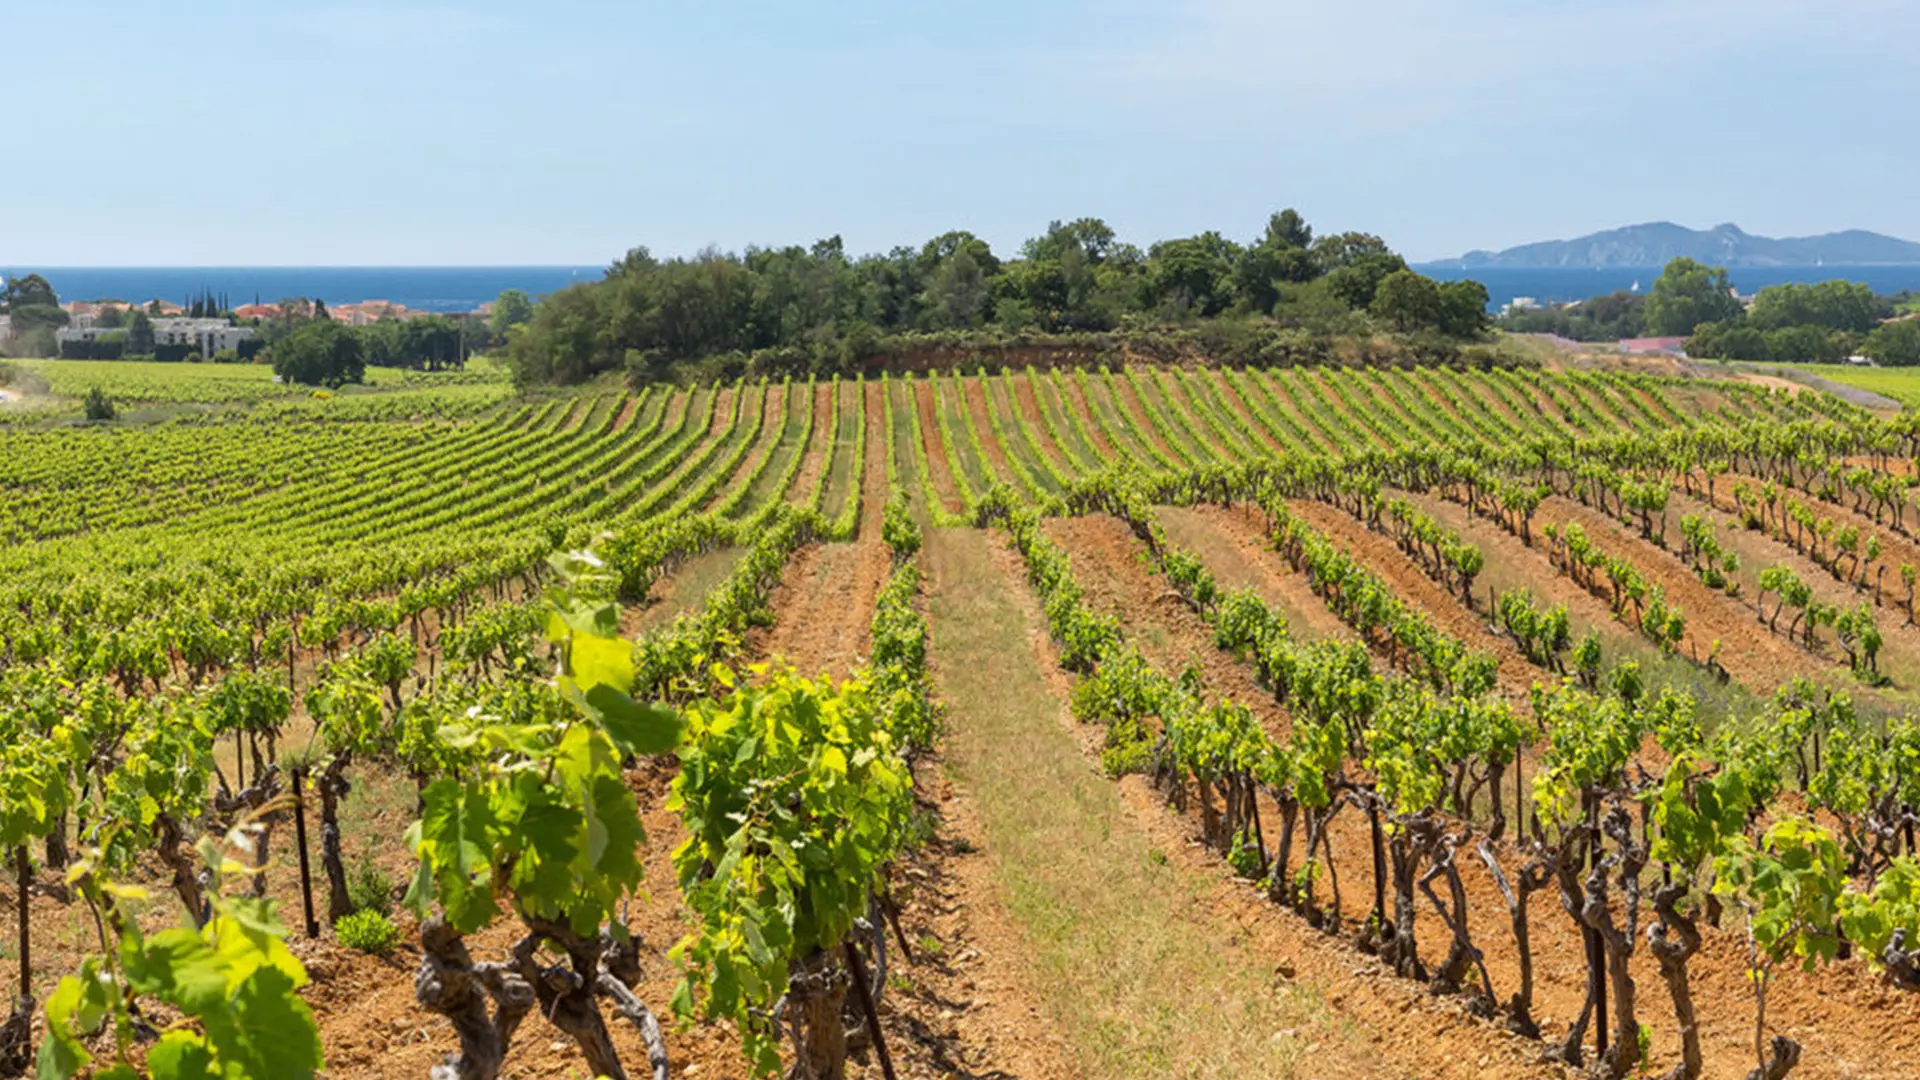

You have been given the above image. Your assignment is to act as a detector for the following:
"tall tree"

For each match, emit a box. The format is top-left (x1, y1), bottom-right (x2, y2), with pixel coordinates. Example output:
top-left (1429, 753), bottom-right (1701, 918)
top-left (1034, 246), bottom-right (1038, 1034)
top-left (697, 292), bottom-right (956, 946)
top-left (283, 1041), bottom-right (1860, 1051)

top-left (1370, 269), bottom-right (1443, 332)
top-left (273, 320), bottom-right (365, 387)
top-left (489, 289), bottom-right (536, 341)
top-left (1748, 280), bottom-right (1883, 334)
top-left (126, 310), bottom-right (156, 355)
top-left (1643, 258), bottom-right (1744, 337)
top-left (1235, 209), bottom-right (1321, 314)
top-left (1, 274), bottom-right (57, 311)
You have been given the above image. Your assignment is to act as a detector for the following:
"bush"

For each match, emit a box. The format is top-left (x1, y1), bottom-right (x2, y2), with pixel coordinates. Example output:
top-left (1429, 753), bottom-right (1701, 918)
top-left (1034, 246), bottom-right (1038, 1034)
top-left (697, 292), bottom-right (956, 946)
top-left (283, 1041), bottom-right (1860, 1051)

top-left (334, 909), bottom-right (402, 955)
top-left (881, 494), bottom-right (922, 559)
top-left (346, 849), bottom-right (396, 918)
top-left (83, 386), bottom-right (116, 422)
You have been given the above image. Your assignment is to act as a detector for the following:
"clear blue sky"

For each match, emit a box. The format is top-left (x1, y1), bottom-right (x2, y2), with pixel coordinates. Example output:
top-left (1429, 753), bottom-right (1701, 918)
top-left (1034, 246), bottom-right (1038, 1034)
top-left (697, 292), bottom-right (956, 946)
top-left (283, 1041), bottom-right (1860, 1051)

top-left (8, 0), bottom-right (1914, 266)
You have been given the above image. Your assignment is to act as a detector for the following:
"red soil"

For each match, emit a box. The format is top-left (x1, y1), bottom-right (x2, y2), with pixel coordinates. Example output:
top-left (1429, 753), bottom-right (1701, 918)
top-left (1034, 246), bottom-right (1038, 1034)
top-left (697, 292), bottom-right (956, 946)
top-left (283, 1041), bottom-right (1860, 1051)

top-left (960, 376), bottom-right (1014, 482)
top-left (1109, 374), bottom-right (1186, 465)
top-left (911, 378), bottom-right (965, 517)
top-left (1711, 469), bottom-right (1920, 585)
top-left (1253, 369), bottom-right (1344, 452)
top-left (1035, 511), bottom-right (1920, 1080)
top-left (1397, 491), bottom-right (1649, 661)
top-left (1007, 373), bottom-right (1075, 474)
top-left (1205, 370), bottom-right (1289, 455)
top-left (859, 379), bottom-right (889, 541)
top-left (1541, 495), bottom-right (1836, 691)
top-left (1449, 374), bottom-right (1530, 433)
top-left (701, 381), bottom-right (785, 512)
top-left (1055, 374), bottom-right (1117, 460)
top-left (786, 381), bottom-right (835, 508)
top-left (1283, 499), bottom-right (1542, 699)
top-left (1157, 503), bottom-right (1357, 645)
top-left (609, 393), bottom-right (643, 434)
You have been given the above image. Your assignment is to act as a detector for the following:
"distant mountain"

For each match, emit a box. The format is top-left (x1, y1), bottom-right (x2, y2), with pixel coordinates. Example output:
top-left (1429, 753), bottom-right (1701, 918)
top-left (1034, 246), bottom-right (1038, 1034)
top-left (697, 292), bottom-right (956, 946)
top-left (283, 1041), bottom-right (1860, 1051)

top-left (1436, 223), bottom-right (1920, 269)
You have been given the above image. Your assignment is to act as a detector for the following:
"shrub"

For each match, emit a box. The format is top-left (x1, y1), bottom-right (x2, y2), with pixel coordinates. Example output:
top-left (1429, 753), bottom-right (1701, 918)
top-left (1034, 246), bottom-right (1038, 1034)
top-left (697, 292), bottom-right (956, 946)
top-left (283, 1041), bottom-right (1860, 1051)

top-left (334, 909), bottom-right (402, 955)
top-left (346, 849), bottom-right (397, 918)
top-left (83, 386), bottom-right (116, 422)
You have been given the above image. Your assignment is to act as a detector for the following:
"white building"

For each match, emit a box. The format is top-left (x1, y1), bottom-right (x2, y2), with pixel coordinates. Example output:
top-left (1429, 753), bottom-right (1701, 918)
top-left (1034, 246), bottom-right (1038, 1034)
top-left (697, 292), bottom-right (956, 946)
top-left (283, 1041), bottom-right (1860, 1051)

top-left (152, 318), bottom-right (257, 355)
top-left (56, 318), bottom-right (257, 356)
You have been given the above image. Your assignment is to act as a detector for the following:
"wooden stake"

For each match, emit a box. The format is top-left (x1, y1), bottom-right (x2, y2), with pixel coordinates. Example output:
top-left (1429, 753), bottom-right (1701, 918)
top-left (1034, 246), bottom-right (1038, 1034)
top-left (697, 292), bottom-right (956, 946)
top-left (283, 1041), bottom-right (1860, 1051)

top-left (292, 769), bottom-right (319, 938)
top-left (843, 939), bottom-right (897, 1080)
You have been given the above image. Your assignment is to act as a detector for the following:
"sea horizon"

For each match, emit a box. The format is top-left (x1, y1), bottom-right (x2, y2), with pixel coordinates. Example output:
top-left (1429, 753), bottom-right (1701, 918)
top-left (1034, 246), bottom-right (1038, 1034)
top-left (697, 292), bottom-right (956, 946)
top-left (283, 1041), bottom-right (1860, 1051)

top-left (1, 265), bottom-right (605, 314)
top-left (15, 262), bottom-right (1920, 318)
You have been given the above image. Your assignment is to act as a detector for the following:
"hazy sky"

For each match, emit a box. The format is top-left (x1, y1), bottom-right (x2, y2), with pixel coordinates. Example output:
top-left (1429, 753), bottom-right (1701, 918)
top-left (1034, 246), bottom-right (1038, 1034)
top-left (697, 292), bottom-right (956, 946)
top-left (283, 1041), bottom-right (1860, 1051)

top-left (8, 0), bottom-right (1915, 266)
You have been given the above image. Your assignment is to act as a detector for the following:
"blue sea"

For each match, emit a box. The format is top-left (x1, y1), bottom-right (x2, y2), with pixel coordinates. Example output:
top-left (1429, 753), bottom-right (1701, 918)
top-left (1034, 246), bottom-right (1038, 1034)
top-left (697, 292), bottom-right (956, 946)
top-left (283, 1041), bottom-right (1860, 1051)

top-left (1, 266), bottom-right (604, 313)
top-left (1418, 264), bottom-right (1920, 310)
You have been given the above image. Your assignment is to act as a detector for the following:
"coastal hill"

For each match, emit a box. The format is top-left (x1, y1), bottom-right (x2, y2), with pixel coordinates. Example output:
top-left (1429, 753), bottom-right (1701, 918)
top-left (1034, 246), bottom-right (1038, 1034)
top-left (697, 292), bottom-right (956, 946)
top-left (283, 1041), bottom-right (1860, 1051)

top-left (1439, 222), bottom-right (1920, 268)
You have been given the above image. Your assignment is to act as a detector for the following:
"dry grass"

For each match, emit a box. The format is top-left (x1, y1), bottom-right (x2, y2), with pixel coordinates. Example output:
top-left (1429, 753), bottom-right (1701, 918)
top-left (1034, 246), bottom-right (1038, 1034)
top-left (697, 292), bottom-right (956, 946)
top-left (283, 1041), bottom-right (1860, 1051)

top-left (924, 527), bottom-right (1366, 1080)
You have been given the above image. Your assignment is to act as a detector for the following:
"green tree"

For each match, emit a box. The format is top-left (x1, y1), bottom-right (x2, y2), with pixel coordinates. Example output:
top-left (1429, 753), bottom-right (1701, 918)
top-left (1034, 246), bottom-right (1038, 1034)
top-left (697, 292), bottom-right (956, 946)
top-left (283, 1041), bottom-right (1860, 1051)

top-left (1314, 233), bottom-right (1408, 310)
top-left (1761, 324), bottom-right (1849, 363)
top-left (1234, 209), bottom-right (1319, 313)
top-left (1436, 279), bottom-right (1492, 338)
top-left (488, 288), bottom-right (535, 341)
top-left (126, 309), bottom-right (156, 355)
top-left (273, 320), bottom-right (366, 387)
top-left (1, 273), bottom-right (57, 311)
top-left (1686, 320), bottom-right (1768, 361)
top-left (1370, 269), bottom-right (1443, 331)
top-left (1748, 280), bottom-right (1883, 334)
top-left (1146, 232), bottom-right (1240, 317)
top-left (919, 245), bottom-right (992, 328)
top-left (1643, 258), bottom-right (1744, 337)
top-left (1864, 319), bottom-right (1920, 366)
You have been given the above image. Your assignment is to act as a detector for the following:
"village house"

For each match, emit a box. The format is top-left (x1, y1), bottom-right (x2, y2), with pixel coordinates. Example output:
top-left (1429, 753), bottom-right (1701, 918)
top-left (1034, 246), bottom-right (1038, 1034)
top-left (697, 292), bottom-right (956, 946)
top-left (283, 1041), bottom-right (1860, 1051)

top-left (56, 317), bottom-right (257, 358)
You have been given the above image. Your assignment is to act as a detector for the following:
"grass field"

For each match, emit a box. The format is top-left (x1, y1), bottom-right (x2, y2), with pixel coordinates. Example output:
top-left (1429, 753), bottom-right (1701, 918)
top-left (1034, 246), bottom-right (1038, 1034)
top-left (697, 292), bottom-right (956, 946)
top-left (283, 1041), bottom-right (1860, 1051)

top-left (1736, 359), bottom-right (1920, 407)
top-left (2, 358), bottom-right (1918, 1080)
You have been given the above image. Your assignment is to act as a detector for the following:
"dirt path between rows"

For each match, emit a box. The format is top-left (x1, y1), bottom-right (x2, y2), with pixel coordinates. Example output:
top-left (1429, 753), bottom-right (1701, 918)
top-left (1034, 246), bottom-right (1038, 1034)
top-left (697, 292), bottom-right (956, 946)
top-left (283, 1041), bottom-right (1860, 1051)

top-left (1109, 374), bottom-right (1187, 467)
top-left (1541, 495), bottom-right (1840, 689)
top-left (1283, 499), bottom-right (1542, 699)
top-left (608, 392), bottom-right (643, 433)
top-left (1664, 488), bottom-right (1920, 705)
top-left (1400, 491), bottom-right (1653, 659)
top-left (1055, 374), bottom-right (1117, 460)
top-left (1207, 370), bottom-right (1290, 455)
top-left (756, 384), bottom-right (893, 678)
top-left (1714, 468), bottom-right (1920, 586)
top-left (756, 539), bottom-right (891, 682)
top-left (1255, 369), bottom-right (1345, 453)
top-left (996, 521), bottom-right (1567, 1079)
top-left (911, 377), bottom-right (965, 517)
top-left (787, 381), bottom-right (835, 508)
top-left (1007, 373), bottom-right (1075, 474)
top-left (933, 526), bottom-right (1534, 1080)
top-left (961, 375), bottom-right (1015, 483)
top-left (1048, 514), bottom-right (1292, 731)
top-left (1157, 503), bottom-right (1357, 644)
top-left (1044, 512), bottom-right (1920, 1080)
top-left (703, 381), bottom-right (784, 512)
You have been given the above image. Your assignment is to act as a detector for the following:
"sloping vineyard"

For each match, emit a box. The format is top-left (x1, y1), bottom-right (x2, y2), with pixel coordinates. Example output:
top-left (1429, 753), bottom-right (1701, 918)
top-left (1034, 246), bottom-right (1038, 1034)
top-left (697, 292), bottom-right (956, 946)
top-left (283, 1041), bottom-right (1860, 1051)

top-left (3, 360), bottom-right (1918, 1080)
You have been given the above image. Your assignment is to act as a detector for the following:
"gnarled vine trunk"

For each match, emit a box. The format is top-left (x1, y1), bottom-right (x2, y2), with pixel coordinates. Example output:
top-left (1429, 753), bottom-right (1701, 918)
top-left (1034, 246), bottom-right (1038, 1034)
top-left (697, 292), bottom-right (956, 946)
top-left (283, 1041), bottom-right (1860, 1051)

top-left (319, 754), bottom-right (353, 923)
top-left (1648, 881), bottom-right (1703, 1080)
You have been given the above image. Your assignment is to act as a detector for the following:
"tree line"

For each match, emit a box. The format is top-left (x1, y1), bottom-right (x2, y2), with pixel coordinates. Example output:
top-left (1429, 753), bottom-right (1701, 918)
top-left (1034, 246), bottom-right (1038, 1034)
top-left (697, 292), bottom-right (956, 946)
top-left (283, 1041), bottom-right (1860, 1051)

top-left (1500, 258), bottom-right (1920, 365)
top-left (503, 211), bottom-right (1493, 386)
